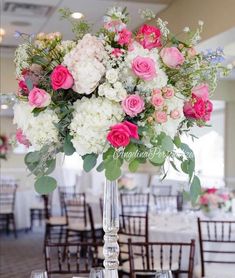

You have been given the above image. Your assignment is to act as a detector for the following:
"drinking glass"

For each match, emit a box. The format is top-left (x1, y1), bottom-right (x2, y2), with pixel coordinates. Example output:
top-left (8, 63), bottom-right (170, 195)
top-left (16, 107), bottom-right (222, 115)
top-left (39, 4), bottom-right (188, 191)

top-left (30, 270), bottom-right (47, 278)
top-left (155, 270), bottom-right (173, 278)
top-left (89, 267), bottom-right (105, 278)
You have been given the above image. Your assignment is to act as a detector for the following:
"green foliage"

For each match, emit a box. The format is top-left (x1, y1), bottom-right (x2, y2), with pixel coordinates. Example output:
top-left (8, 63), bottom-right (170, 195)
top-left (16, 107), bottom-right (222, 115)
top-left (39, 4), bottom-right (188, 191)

top-left (190, 175), bottom-right (202, 204)
top-left (59, 8), bottom-right (91, 40)
top-left (35, 176), bottom-right (57, 194)
top-left (83, 153), bottom-right (98, 172)
top-left (63, 134), bottom-right (75, 155)
top-left (149, 147), bottom-right (166, 165)
top-left (161, 135), bottom-right (174, 152)
top-left (128, 159), bottom-right (139, 172)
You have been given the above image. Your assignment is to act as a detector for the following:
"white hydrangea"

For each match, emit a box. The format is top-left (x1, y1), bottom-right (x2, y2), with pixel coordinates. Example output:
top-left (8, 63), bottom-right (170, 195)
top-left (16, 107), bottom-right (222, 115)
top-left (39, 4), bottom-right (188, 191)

top-left (14, 43), bottom-right (30, 79)
top-left (70, 96), bottom-right (124, 155)
top-left (98, 82), bottom-right (127, 102)
top-left (13, 102), bottom-right (59, 150)
top-left (63, 34), bottom-right (107, 95)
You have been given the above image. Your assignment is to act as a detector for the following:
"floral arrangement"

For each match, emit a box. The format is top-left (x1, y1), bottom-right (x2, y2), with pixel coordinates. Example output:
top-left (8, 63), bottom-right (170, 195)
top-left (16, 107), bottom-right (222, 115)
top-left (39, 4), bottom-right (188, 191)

top-left (199, 188), bottom-right (231, 213)
top-left (0, 135), bottom-right (9, 159)
top-left (13, 7), bottom-right (230, 199)
top-left (118, 175), bottom-right (136, 191)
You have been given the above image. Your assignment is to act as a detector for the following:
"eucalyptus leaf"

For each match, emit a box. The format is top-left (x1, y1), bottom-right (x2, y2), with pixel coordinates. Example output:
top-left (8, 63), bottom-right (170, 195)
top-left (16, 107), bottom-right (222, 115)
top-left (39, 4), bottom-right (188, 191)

top-left (128, 159), bottom-right (139, 172)
top-left (83, 153), bottom-right (98, 172)
top-left (174, 136), bottom-right (181, 148)
top-left (190, 175), bottom-right (201, 203)
top-left (149, 147), bottom-right (165, 165)
top-left (45, 159), bottom-right (56, 175)
top-left (63, 134), bottom-right (75, 155)
top-left (34, 176), bottom-right (57, 194)
top-left (96, 161), bottom-right (105, 172)
top-left (162, 136), bottom-right (174, 152)
top-left (25, 151), bottom-right (41, 164)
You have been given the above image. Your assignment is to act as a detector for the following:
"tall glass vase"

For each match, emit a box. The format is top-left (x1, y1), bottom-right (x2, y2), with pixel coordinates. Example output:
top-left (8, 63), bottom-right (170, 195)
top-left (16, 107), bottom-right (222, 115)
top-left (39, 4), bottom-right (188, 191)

top-left (103, 179), bottom-right (119, 278)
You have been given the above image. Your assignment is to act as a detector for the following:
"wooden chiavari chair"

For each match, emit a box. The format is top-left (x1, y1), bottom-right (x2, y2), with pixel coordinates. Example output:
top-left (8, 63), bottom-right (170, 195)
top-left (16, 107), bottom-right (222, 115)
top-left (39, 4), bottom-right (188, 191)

top-left (196, 217), bottom-right (235, 278)
top-left (45, 241), bottom-right (103, 277)
top-left (151, 185), bottom-right (172, 196)
top-left (120, 193), bottom-right (150, 215)
top-left (128, 239), bottom-right (195, 278)
top-left (58, 186), bottom-right (76, 216)
top-left (44, 194), bottom-right (67, 249)
top-left (0, 183), bottom-right (17, 238)
top-left (119, 213), bottom-right (149, 274)
top-left (152, 195), bottom-right (177, 212)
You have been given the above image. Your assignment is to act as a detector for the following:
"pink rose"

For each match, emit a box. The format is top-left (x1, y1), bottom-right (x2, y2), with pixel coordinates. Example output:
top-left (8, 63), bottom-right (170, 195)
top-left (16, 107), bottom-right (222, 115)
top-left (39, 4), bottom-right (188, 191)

top-left (18, 80), bottom-right (29, 94)
top-left (132, 56), bottom-right (156, 80)
top-left (206, 188), bottom-right (217, 194)
top-left (117, 29), bottom-right (132, 46)
top-left (123, 121), bottom-right (139, 139)
top-left (203, 100), bottom-right (213, 121)
top-left (155, 111), bottom-right (167, 123)
top-left (170, 109), bottom-right (181, 119)
top-left (111, 48), bottom-right (123, 58)
top-left (136, 24), bottom-right (161, 50)
top-left (16, 129), bottom-right (31, 148)
top-left (183, 97), bottom-right (206, 120)
top-left (122, 94), bottom-right (145, 117)
top-left (107, 121), bottom-right (139, 147)
top-left (192, 84), bottom-right (209, 101)
top-left (51, 65), bottom-right (74, 91)
top-left (152, 94), bottom-right (164, 107)
top-left (28, 87), bottom-right (51, 108)
top-left (107, 123), bottom-right (131, 147)
top-left (160, 47), bottom-right (185, 68)
top-left (162, 87), bottom-right (174, 99)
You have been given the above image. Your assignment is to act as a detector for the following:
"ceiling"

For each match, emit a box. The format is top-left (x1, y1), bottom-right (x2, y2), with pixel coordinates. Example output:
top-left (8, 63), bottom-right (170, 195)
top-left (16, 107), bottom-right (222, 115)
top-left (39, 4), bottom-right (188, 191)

top-left (0, 0), bottom-right (169, 52)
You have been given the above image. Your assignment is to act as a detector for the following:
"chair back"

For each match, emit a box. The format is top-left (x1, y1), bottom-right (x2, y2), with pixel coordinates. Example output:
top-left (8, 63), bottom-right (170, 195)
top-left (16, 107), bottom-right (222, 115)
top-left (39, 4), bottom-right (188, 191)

top-left (99, 197), bottom-right (103, 220)
top-left (120, 193), bottom-right (149, 215)
top-left (152, 195), bottom-right (177, 212)
top-left (45, 241), bottom-right (103, 277)
top-left (119, 213), bottom-right (148, 262)
top-left (128, 239), bottom-right (195, 278)
top-left (58, 186), bottom-right (76, 215)
top-left (197, 217), bottom-right (235, 277)
top-left (0, 183), bottom-right (17, 214)
top-left (64, 193), bottom-right (87, 227)
top-left (151, 185), bottom-right (172, 196)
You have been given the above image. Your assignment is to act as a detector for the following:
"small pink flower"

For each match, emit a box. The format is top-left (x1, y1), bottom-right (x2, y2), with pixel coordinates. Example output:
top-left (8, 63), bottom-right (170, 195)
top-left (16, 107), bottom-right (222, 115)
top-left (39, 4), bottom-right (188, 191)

top-left (117, 29), bottom-right (132, 46)
top-left (199, 195), bottom-right (209, 205)
top-left (152, 94), bottom-right (164, 107)
top-left (28, 87), bottom-right (51, 108)
top-left (122, 94), bottom-right (145, 117)
top-left (152, 89), bottom-right (162, 95)
top-left (132, 56), bottom-right (156, 80)
top-left (163, 87), bottom-right (174, 99)
top-left (192, 83), bottom-right (209, 101)
top-left (188, 47), bottom-right (197, 58)
top-left (111, 48), bottom-right (123, 58)
top-left (107, 121), bottom-right (139, 147)
top-left (51, 65), bottom-right (74, 91)
top-left (18, 80), bottom-right (29, 94)
top-left (136, 24), bottom-right (162, 50)
top-left (170, 109), bottom-right (181, 119)
top-left (16, 129), bottom-right (31, 148)
top-left (160, 47), bottom-right (185, 68)
top-left (155, 111), bottom-right (167, 123)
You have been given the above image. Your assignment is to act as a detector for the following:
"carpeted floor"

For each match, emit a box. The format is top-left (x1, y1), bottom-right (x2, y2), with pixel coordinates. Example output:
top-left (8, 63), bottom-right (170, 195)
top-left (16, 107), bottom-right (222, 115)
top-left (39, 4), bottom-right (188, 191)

top-left (0, 229), bottom-right (46, 278)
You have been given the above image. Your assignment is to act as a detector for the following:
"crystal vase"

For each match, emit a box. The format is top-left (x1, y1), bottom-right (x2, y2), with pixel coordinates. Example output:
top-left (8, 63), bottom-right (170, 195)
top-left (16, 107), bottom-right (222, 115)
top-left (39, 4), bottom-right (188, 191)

top-left (103, 179), bottom-right (119, 278)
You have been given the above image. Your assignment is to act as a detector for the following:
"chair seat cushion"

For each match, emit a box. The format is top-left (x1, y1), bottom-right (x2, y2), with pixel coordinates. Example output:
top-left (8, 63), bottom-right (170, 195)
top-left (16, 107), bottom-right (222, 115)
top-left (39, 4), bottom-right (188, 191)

top-left (46, 216), bottom-right (67, 226)
top-left (120, 257), bottom-right (179, 273)
top-left (194, 263), bottom-right (235, 278)
top-left (0, 207), bottom-right (13, 214)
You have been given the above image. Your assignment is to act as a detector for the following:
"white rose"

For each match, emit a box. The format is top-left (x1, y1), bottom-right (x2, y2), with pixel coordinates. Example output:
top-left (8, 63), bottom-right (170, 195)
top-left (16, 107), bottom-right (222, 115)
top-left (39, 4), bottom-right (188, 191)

top-left (106, 69), bottom-right (119, 84)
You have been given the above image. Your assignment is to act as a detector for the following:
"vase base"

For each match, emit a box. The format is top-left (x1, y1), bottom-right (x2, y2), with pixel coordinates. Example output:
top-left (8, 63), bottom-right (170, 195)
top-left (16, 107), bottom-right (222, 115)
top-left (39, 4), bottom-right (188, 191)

top-left (104, 269), bottom-right (119, 278)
